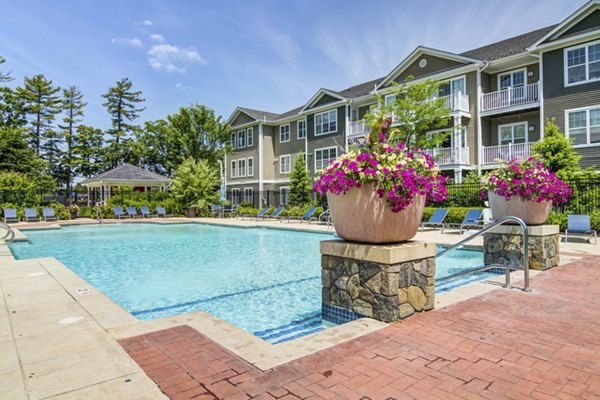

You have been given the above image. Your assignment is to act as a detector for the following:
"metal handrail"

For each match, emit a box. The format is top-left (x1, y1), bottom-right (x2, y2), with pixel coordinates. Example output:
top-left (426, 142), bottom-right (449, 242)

top-left (437, 216), bottom-right (530, 292)
top-left (95, 203), bottom-right (103, 224)
top-left (0, 222), bottom-right (15, 242)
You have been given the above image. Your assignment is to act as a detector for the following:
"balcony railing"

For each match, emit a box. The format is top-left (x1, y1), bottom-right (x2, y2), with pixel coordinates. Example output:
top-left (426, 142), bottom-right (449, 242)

top-left (422, 147), bottom-right (470, 165)
top-left (482, 142), bottom-right (534, 165)
top-left (439, 93), bottom-right (470, 113)
top-left (348, 120), bottom-right (368, 138)
top-left (481, 82), bottom-right (539, 113)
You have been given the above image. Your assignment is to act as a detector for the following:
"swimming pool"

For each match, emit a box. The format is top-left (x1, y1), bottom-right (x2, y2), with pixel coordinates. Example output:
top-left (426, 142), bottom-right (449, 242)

top-left (9, 223), bottom-right (485, 343)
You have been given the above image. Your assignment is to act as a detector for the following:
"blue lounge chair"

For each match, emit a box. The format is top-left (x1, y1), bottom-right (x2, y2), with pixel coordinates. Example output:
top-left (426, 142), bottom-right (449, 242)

top-left (24, 208), bottom-right (40, 222)
top-left (3, 208), bottom-right (19, 223)
top-left (286, 206), bottom-right (318, 223)
top-left (420, 209), bottom-right (448, 231)
top-left (442, 209), bottom-right (483, 234)
top-left (43, 207), bottom-right (58, 222)
top-left (126, 206), bottom-right (137, 218)
top-left (261, 206), bottom-right (285, 221)
top-left (114, 207), bottom-right (125, 219)
top-left (156, 206), bottom-right (167, 218)
top-left (140, 206), bottom-right (151, 218)
top-left (238, 207), bottom-right (268, 220)
top-left (222, 204), bottom-right (238, 218)
top-left (565, 215), bottom-right (597, 245)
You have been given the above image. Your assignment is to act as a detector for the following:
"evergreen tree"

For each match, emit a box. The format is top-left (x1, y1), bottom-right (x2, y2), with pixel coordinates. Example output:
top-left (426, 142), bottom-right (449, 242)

top-left (17, 74), bottom-right (61, 155)
top-left (0, 56), bottom-right (12, 82)
top-left (72, 125), bottom-right (104, 178)
top-left (288, 152), bottom-right (312, 206)
top-left (101, 78), bottom-right (145, 168)
top-left (59, 86), bottom-right (86, 192)
top-left (0, 87), bottom-right (27, 128)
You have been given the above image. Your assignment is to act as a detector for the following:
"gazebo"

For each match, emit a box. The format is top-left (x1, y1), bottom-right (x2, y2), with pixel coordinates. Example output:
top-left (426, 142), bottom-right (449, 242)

top-left (80, 164), bottom-right (171, 206)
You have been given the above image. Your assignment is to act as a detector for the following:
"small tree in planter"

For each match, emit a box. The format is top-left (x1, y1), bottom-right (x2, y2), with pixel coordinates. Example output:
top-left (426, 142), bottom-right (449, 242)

top-left (171, 157), bottom-right (219, 217)
top-left (288, 151), bottom-right (311, 206)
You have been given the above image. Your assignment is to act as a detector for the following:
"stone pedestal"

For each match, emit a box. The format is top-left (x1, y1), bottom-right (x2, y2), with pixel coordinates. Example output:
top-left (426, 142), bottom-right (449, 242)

top-left (483, 224), bottom-right (560, 271)
top-left (320, 240), bottom-right (436, 323)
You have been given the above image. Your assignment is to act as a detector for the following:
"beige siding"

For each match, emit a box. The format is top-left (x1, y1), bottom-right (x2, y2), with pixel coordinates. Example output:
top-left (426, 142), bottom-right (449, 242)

top-left (227, 147), bottom-right (259, 181)
top-left (464, 72), bottom-right (478, 165)
top-left (232, 123), bottom-right (259, 151)
top-left (262, 126), bottom-right (275, 181)
top-left (393, 55), bottom-right (468, 84)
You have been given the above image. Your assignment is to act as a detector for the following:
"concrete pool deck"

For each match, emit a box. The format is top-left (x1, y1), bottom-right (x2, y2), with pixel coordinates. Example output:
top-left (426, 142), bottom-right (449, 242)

top-left (1, 217), bottom-right (599, 398)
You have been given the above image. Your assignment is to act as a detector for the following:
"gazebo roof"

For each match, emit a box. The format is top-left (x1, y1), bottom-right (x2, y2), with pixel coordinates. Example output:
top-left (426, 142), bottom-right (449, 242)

top-left (80, 164), bottom-right (171, 187)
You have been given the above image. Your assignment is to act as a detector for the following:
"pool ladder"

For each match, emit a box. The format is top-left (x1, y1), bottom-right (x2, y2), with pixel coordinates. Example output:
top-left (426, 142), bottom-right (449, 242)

top-left (0, 222), bottom-right (15, 242)
top-left (436, 216), bottom-right (531, 292)
top-left (95, 203), bottom-right (103, 224)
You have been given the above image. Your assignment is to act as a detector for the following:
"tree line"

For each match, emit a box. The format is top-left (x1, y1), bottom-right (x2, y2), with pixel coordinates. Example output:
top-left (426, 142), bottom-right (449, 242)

top-left (0, 56), bottom-right (230, 195)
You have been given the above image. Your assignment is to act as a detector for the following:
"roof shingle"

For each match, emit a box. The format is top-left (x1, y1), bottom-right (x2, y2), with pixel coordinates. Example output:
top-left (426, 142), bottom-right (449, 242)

top-left (81, 164), bottom-right (171, 184)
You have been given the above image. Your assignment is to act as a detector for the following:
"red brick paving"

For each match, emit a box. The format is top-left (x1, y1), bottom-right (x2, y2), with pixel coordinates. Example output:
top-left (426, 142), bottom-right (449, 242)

top-left (119, 256), bottom-right (600, 399)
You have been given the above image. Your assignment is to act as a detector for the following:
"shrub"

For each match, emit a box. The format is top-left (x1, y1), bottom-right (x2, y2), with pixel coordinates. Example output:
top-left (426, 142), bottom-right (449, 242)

top-left (421, 207), bottom-right (485, 224)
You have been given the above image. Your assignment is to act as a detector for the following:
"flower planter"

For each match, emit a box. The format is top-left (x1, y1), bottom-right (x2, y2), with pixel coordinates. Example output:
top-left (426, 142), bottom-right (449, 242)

top-left (488, 190), bottom-right (552, 225)
top-left (327, 184), bottom-right (425, 244)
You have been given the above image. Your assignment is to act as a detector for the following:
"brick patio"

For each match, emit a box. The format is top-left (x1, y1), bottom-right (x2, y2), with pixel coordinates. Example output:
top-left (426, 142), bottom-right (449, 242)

top-left (119, 256), bottom-right (600, 399)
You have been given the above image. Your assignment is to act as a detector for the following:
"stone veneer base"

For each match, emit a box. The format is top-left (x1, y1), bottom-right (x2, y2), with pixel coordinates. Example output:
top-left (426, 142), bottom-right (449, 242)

top-left (320, 240), bottom-right (436, 323)
top-left (483, 224), bottom-right (560, 271)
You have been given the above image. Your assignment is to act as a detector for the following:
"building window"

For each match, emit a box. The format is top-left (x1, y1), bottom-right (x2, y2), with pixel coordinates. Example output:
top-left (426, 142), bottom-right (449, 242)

top-left (237, 130), bottom-right (246, 148)
top-left (247, 127), bottom-right (253, 147)
top-left (315, 109), bottom-right (337, 135)
top-left (439, 76), bottom-right (466, 96)
top-left (232, 188), bottom-right (240, 206)
top-left (384, 94), bottom-right (396, 106)
top-left (280, 187), bottom-right (289, 205)
top-left (230, 160), bottom-right (236, 178)
top-left (243, 188), bottom-right (253, 204)
top-left (567, 106), bottom-right (600, 146)
top-left (247, 157), bottom-right (254, 176)
top-left (565, 40), bottom-right (600, 85)
top-left (238, 159), bottom-right (246, 177)
top-left (297, 119), bottom-right (306, 139)
top-left (230, 133), bottom-right (236, 150)
top-left (498, 122), bottom-right (528, 145)
top-left (315, 147), bottom-right (338, 171)
top-left (280, 124), bottom-right (290, 143)
top-left (280, 155), bottom-right (291, 174)
top-left (499, 69), bottom-right (526, 90)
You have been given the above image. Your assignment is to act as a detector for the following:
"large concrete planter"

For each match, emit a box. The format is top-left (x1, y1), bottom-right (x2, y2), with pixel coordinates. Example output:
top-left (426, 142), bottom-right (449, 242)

top-left (327, 184), bottom-right (425, 244)
top-left (488, 190), bottom-right (552, 225)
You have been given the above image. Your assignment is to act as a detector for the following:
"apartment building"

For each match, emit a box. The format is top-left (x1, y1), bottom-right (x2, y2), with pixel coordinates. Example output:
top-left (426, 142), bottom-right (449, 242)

top-left (225, 0), bottom-right (600, 207)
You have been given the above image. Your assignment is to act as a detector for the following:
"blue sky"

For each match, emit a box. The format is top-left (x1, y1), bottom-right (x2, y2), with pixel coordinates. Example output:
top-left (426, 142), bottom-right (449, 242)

top-left (0, 0), bottom-right (581, 130)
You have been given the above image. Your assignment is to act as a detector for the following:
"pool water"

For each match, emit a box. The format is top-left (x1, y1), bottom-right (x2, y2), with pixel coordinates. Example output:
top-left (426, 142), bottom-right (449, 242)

top-left (9, 224), bottom-right (485, 343)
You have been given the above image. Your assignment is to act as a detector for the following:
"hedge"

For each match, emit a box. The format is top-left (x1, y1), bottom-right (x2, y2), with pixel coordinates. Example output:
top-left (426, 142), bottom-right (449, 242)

top-left (0, 203), bottom-right (70, 221)
top-left (421, 207), bottom-right (485, 224)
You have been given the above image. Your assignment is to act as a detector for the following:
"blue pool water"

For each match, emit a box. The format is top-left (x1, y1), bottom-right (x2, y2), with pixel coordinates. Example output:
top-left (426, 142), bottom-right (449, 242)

top-left (9, 223), bottom-right (485, 342)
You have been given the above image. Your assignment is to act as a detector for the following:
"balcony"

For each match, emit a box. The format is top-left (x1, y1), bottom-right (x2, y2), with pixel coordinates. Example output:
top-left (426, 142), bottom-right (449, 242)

top-left (439, 93), bottom-right (470, 114)
top-left (422, 147), bottom-right (470, 166)
top-left (482, 142), bottom-right (534, 165)
top-left (480, 82), bottom-right (540, 115)
top-left (347, 120), bottom-right (368, 140)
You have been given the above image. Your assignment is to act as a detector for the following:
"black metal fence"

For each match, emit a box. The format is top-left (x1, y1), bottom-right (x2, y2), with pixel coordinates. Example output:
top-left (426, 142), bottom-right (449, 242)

top-left (224, 190), bottom-right (322, 209)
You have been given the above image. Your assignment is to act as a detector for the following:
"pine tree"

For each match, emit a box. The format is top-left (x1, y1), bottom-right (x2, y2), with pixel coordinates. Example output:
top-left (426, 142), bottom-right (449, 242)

top-left (0, 87), bottom-right (27, 128)
top-left (101, 78), bottom-right (145, 168)
top-left (59, 86), bottom-right (86, 192)
top-left (0, 56), bottom-right (12, 82)
top-left (288, 151), bottom-right (312, 206)
top-left (17, 74), bottom-right (61, 155)
top-left (72, 125), bottom-right (104, 178)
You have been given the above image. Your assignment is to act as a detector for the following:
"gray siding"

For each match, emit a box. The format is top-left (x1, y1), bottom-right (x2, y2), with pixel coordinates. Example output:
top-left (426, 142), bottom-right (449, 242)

top-left (484, 111), bottom-right (540, 146)
top-left (306, 105), bottom-right (346, 177)
top-left (310, 94), bottom-right (342, 109)
top-left (232, 123), bottom-right (259, 151)
top-left (576, 147), bottom-right (600, 169)
top-left (262, 126), bottom-right (275, 181)
top-left (231, 112), bottom-right (255, 127)
top-left (487, 63), bottom-right (539, 92)
top-left (393, 55), bottom-right (468, 84)
top-left (227, 147), bottom-right (259, 181)
top-left (562, 10), bottom-right (600, 37)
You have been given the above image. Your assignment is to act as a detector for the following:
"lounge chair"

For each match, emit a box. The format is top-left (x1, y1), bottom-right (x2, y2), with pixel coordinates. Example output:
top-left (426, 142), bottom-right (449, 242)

top-left (126, 206), bottom-right (137, 218)
top-left (420, 209), bottom-right (448, 231)
top-left (156, 206), bottom-right (168, 218)
top-left (239, 207), bottom-right (268, 220)
top-left (208, 204), bottom-right (222, 217)
top-left (260, 206), bottom-right (284, 220)
top-left (3, 208), bottom-right (19, 223)
top-left (24, 208), bottom-right (40, 222)
top-left (222, 204), bottom-right (238, 218)
top-left (43, 207), bottom-right (58, 222)
top-left (114, 207), bottom-right (125, 219)
top-left (565, 215), bottom-right (597, 245)
top-left (140, 206), bottom-right (151, 218)
top-left (286, 206), bottom-right (318, 223)
top-left (442, 209), bottom-right (483, 234)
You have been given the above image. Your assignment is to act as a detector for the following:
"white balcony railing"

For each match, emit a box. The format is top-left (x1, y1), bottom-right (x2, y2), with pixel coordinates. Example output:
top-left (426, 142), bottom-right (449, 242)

top-left (348, 120), bottom-right (368, 138)
top-left (422, 147), bottom-right (470, 165)
top-left (439, 93), bottom-right (470, 113)
top-left (481, 82), bottom-right (539, 113)
top-left (482, 142), bottom-right (534, 164)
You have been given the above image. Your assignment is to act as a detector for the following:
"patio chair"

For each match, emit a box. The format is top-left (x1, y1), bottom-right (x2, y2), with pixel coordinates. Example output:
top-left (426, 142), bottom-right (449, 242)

top-left (140, 206), bottom-right (151, 218)
top-left (114, 207), bottom-right (125, 219)
top-left (239, 207), bottom-right (268, 220)
top-left (3, 208), bottom-right (19, 223)
top-left (442, 209), bottom-right (483, 234)
top-left (565, 214), bottom-right (597, 245)
top-left (156, 206), bottom-right (168, 218)
top-left (24, 208), bottom-right (40, 222)
top-left (42, 207), bottom-right (59, 222)
top-left (208, 204), bottom-right (222, 217)
top-left (420, 209), bottom-right (448, 231)
top-left (126, 206), bottom-right (137, 218)
top-left (286, 206), bottom-right (318, 223)
top-left (222, 204), bottom-right (238, 218)
top-left (260, 206), bottom-right (284, 220)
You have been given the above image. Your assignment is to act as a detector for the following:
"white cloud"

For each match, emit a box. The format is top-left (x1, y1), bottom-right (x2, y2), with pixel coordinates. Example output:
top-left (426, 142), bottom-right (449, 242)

top-left (150, 34), bottom-right (165, 43)
top-left (175, 82), bottom-right (185, 90)
top-left (142, 19), bottom-right (153, 26)
top-left (111, 37), bottom-right (143, 48)
top-left (148, 43), bottom-right (206, 73)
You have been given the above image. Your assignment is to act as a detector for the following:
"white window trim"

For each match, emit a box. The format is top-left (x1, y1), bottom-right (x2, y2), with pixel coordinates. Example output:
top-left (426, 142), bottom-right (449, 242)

top-left (230, 133), bottom-right (236, 150)
top-left (279, 124), bottom-right (290, 143)
top-left (232, 188), bottom-right (240, 205)
top-left (279, 186), bottom-right (290, 205)
top-left (246, 127), bottom-right (253, 147)
top-left (279, 154), bottom-right (291, 174)
top-left (564, 38), bottom-right (600, 87)
top-left (237, 159), bottom-right (246, 178)
top-left (565, 104), bottom-right (600, 147)
top-left (436, 75), bottom-right (467, 97)
top-left (243, 187), bottom-right (253, 203)
top-left (384, 94), bottom-right (396, 105)
top-left (237, 130), bottom-right (246, 149)
top-left (297, 119), bottom-right (306, 140)
top-left (497, 68), bottom-right (527, 90)
top-left (314, 109), bottom-right (338, 136)
top-left (247, 157), bottom-right (254, 177)
top-left (230, 160), bottom-right (236, 178)
top-left (426, 127), bottom-right (467, 149)
top-left (314, 146), bottom-right (338, 171)
top-left (497, 122), bottom-right (529, 145)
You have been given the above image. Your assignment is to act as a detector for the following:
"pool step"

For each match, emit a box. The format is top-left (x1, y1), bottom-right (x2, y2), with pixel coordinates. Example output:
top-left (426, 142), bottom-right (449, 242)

top-left (436, 272), bottom-right (493, 293)
top-left (253, 312), bottom-right (326, 344)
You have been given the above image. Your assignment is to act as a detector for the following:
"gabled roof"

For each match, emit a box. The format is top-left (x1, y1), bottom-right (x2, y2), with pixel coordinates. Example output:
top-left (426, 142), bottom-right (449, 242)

top-left (300, 88), bottom-right (347, 113)
top-left (80, 164), bottom-right (170, 185)
top-left (226, 106), bottom-right (281, 125)
top-left (376, 46), bottom-right (480, 89)
top-left (337, 77), bottom-right (382, 99)
top-left (462, 25), bottom-right (557, 61)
